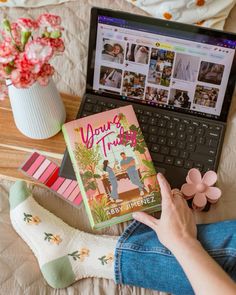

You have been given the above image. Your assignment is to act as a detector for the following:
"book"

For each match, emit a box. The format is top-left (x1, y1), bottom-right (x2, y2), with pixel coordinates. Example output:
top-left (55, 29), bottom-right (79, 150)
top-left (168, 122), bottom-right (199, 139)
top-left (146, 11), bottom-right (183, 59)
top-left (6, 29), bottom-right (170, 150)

top-left (62, 105), bottom-right (161, 229)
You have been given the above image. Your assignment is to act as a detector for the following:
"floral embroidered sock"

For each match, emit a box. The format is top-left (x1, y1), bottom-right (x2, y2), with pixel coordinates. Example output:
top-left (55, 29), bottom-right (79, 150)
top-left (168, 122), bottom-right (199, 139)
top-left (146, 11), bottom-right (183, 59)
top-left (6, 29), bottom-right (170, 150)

top-left (9, 181), bottom-right (119, 289)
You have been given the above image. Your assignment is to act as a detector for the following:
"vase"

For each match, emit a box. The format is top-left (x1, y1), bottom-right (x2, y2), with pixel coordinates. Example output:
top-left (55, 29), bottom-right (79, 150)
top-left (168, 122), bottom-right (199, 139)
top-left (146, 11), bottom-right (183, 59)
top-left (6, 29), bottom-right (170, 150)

top-left (7, 78), bottom-right (66, 139)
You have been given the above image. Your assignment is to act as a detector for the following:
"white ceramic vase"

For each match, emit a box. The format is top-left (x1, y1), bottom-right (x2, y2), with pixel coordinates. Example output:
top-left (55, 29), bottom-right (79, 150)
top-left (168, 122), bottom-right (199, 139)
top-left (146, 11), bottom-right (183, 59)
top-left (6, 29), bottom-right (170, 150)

top-left (7, 78), bottom-right (66, 139)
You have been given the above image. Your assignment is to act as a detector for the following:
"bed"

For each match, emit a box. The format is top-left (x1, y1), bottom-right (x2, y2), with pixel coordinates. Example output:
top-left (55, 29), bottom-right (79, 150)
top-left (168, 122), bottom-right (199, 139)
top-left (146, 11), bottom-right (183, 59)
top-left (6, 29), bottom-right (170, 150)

top-left (0, 1), bottom-right (236, 294)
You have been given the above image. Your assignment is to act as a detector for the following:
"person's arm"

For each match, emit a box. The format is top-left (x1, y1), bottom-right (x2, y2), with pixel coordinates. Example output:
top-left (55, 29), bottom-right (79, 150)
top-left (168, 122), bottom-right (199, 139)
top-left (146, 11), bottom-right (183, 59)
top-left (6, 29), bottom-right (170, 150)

top-left (133, 173), bottom-right (236, 295)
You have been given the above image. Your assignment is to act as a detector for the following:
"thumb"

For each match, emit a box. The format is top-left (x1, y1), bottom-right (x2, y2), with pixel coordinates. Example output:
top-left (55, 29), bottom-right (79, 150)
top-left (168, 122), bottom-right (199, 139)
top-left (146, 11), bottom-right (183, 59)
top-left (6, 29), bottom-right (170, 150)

top-left (133, 212), bottom-right (159, 232)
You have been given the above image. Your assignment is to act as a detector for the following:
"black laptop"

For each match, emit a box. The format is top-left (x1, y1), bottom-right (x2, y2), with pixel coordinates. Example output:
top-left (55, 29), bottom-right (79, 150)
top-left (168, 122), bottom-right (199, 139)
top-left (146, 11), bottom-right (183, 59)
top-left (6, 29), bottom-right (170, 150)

top-left (59, 7), bottom-right (236, 189)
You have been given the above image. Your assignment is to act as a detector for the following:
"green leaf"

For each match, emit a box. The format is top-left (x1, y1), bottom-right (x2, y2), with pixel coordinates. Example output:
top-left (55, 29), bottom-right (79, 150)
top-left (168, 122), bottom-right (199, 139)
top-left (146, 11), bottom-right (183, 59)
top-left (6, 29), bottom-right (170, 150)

top-left (2, 19), bottom-right (11, 33)
top-left (21, 31), bottom-right (31, 47)
top-left (50, 30), bottom-right (62, 38)
top-left (93, 174), bottom-right (101, 179)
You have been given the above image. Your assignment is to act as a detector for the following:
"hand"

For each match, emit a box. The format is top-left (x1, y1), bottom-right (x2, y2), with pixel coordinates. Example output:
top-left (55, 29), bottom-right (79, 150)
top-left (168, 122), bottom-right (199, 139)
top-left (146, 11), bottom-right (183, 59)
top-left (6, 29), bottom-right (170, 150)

top-left (133, 173), bottom-right (197, 253)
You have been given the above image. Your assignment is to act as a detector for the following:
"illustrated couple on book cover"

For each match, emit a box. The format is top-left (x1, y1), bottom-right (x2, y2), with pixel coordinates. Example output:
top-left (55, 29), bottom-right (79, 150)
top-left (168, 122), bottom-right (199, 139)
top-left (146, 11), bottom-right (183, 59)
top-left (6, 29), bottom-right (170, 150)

top-left (63, 105), bottom-right (161, 229)
top-left (103, 151), bottom-right (145, 204)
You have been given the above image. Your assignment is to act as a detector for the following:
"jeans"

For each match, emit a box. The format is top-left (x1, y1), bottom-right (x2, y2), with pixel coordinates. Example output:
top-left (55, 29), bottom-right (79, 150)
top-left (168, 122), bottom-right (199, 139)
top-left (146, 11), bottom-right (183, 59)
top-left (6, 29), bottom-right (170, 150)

top-left (114, 219), bottom-right (236, 295)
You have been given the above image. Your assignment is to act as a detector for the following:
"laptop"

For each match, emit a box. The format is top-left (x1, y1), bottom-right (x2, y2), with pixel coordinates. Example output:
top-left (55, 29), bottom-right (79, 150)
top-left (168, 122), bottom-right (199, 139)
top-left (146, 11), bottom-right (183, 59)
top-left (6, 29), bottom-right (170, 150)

top-left (59, 7), bottom-right (236, 189)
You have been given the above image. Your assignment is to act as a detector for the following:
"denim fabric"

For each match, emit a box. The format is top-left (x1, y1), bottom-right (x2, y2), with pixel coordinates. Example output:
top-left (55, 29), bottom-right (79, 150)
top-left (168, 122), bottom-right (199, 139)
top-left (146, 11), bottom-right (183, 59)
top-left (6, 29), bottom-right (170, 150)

top-left (114, 220), bottom-right (236, 295)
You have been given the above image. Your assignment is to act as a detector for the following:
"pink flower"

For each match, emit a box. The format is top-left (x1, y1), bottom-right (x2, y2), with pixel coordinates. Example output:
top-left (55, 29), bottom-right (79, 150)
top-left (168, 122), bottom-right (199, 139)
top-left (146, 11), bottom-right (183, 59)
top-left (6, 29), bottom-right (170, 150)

top-left (0, 80), bottom-right (8, 100)
top-left (37, 13), bottom-right (61, 29)
top-left (18, 18), bottom-right (38, 31)
top-left (25, 38), bottom-right (53, 65)
top-left (0, 41), bottom-right (18, 63)
top-left (11, 69), bottom-right (36, 88)
top-left (37, 63), bottom-right (54, 86)
top-left (47, 38), bottom-right (65, 53)
top-left (181, 168), bottom-right (222, 210)
top-left (15, 53), bottom-right (41, 74)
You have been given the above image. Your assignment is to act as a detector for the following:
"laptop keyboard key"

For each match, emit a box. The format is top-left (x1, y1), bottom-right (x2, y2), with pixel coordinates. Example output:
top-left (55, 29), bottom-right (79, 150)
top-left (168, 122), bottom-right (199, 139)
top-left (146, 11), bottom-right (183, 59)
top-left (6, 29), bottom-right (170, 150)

top-left (197, 137), bottom-right (205, 145)
top-left (84, 103), bottom-right (93, 111)
top-left (187, 126), bottom-right (195, 134)
top-left (167, 130), bottom-right (176, 138)
top-left (177, 123), bottom-right (185, 132)
top-left (179, 151), bottom-right (188, 159)
top-left (170, 148), bottom-right (179, 157)
top-left (167, 139), bottom-right (176, 147)
top-left (178, 141), bottom-right (185, 149)
top-left (175, 158), bottom-right (184, 167)
top-left (144, 110), bottom-right (152, 116)
top-left (139, 115), bottom-right (149, 124)
top-left (187, 134), bottom-right (195, 143)
top-left (158, 128), bottom-right (166, 136)
top-left (184, 160), bottom-right (193, 169)
top-left (149, 135), bottom-right (158, 143)
top-left (165, 156), bottom-right (174, 165)
top-left (186, 143), bottom-right (195, 152)
top-left (177, 132), bottom-right (185, 141)
top-left (149, 117), bottom-right (158, 125)
top-left (158, 137), bottom-right (166, 145)
top-left (158, 119), bottom-right (166, 127)
top-left (93, 105), bottom-right (102, 113)
top-left (167, 121), bottom-right (175, 129)
top-left (151, 144), bottom-right (160, 153)
top-left (161, 146), bottom-right (169, 155)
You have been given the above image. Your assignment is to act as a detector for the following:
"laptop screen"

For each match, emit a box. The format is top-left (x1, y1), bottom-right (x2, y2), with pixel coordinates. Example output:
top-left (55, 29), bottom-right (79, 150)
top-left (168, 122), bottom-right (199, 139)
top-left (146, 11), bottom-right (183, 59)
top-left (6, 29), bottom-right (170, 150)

top-left (91, 12), bottom-right (236, 121)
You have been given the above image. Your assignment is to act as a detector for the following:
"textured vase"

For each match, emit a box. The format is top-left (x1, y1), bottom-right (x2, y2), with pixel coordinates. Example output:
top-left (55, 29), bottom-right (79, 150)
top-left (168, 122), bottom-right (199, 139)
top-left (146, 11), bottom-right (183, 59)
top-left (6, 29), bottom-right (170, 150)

top-left (7, 79), bottom-right (66, 139)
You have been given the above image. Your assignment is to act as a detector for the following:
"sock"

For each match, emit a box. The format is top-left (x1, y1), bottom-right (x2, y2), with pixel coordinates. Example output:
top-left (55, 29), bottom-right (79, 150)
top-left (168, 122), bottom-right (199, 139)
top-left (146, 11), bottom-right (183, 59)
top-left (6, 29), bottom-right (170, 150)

top-left (9, 181), bottom-right (119, 289)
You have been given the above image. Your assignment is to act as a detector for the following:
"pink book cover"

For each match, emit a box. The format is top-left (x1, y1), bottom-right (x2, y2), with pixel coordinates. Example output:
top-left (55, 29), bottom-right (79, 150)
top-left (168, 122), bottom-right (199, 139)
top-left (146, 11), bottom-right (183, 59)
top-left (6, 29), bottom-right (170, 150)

top-left (62, 105), bottom-right (161, 229)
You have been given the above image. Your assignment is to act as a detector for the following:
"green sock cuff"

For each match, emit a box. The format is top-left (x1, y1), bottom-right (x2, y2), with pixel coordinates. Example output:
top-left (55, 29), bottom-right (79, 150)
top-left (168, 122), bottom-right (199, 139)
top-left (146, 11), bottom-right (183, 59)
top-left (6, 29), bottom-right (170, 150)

top-left (41, 256), bottom-right (76, 288)
top-left (9, 180), bottom-right (31, 210)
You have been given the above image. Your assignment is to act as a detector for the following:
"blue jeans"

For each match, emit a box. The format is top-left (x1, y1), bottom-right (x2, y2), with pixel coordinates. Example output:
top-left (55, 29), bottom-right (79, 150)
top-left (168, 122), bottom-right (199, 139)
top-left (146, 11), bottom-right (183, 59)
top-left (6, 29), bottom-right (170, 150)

top-left (114, 220), bottom-right (236, 295)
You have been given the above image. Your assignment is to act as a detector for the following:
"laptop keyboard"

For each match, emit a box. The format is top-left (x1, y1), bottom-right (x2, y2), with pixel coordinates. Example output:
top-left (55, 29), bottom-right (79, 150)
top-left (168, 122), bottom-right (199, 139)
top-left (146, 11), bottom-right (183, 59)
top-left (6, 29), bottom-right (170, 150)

top-left (81, 97), bottom-right (222, 174)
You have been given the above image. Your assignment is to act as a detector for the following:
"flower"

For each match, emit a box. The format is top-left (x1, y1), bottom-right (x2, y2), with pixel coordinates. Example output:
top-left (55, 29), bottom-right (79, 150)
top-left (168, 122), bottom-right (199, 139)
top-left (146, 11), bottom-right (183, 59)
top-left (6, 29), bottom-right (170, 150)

top-left (48, 38), bottom-right (65, 53)
top-left (0, 80), bottom-right (8, 100)
top-left (15, 53), bottom-right (41, 74)
top-left (181, 168), bottom-right (222, 210)
top-left (25, 38), bottom-right (53, 65)
top-left (11, 69), bottom-right (36, 88)
top-left (18, 18), bottom-right (38, 31)
top-left (80, 248), bottom-right (90, 256)
top-left (36, 63), bottom-right (54, 86)
top-left (0, 41), bottom-right (18, 63)
top-left (37, 13), bottom-right (62, 30)
top-left (105, 253), bottom-right (114, 262)
top-left (50, 235), bottom-right (62, 245)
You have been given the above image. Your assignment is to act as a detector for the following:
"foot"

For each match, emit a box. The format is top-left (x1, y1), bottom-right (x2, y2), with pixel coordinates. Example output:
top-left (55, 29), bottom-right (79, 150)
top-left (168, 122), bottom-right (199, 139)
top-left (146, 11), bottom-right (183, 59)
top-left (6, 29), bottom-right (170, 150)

top-left (9, 181), bottom-right (118, 288)
top-left (109, 197), bottom-right (116, 203)
top-left (115, 199), bottom-right (123, 204)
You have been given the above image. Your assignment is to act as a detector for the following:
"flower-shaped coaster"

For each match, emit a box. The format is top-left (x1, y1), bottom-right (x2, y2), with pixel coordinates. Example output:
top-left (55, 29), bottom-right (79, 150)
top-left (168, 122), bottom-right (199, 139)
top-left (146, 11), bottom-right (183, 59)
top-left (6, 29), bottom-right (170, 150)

top-left (181, 168), bottom-right (222, 211)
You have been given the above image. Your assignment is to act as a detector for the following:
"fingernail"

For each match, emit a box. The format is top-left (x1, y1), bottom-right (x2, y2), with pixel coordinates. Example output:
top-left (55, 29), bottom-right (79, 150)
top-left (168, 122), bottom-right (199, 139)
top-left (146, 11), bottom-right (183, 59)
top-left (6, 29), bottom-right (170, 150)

top-left (157, 173), bottom-right (163, 178)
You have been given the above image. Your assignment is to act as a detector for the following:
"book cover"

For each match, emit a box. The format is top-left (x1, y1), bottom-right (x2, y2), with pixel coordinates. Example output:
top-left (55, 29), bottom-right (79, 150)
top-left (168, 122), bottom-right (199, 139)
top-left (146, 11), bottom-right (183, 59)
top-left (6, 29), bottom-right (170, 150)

top-left (62, 105), bottom-right (161, 229)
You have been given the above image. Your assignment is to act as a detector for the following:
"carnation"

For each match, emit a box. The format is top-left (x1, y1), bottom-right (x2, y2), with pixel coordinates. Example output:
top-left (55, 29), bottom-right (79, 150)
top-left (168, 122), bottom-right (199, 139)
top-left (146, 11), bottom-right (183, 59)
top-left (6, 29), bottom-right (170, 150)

top-left (0, 14), bottom-right (64, 98)
top-left (25, 38), bottom-right (53, 65)
top-left (0, 41), bottom-right (18, 63)
top-left (38, 13), bottom-right (62, 30)
top-left (18, 18), bottom-right (38, 31)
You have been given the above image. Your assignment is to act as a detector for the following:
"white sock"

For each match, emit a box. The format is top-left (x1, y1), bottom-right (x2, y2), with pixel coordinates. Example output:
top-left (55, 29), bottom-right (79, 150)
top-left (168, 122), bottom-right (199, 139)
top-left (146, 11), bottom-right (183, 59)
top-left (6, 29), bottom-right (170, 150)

top-left (9, 181), bottom-right (119, 289)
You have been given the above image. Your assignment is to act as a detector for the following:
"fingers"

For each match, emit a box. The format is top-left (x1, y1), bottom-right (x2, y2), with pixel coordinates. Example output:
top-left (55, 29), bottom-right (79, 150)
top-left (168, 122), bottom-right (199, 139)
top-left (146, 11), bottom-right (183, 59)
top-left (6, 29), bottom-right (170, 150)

top-left (133, 212), bottom-right (159, 232)
top-left (157, 173), bottom-right (173, 205)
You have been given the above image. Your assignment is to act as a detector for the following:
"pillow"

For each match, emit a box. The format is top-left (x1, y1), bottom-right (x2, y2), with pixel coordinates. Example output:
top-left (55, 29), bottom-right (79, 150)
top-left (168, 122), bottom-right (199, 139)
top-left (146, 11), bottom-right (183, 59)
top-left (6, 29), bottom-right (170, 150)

top-left (0, 0), bottom-right (75, 7)
top-left (126, 0), bottom-right (235, 29)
